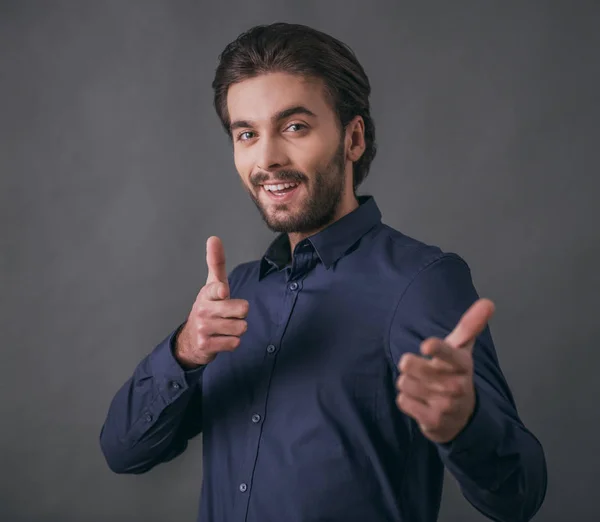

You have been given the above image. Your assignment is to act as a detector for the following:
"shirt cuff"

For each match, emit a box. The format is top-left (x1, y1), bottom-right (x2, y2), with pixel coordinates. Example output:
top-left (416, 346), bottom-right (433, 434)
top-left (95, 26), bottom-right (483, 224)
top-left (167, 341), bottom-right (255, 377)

top-left (148, 323), bottom-right (207, 399)
top-left (436, 386), bottom-right (504, 459)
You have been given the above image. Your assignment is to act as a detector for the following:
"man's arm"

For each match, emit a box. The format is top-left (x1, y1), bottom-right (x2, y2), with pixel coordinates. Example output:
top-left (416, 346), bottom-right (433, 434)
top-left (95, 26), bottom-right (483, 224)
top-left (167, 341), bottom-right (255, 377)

top-left (99, 237), bottom-right (248, 475)
top-left (388, 253), bottom-right (547, 522)
top-left (99, 323), bottom-right (206, 474)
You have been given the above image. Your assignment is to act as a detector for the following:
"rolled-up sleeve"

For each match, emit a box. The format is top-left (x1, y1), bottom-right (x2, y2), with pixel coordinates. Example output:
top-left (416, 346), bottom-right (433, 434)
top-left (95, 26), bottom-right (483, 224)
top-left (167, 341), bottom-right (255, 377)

top-left (99, 323), bottom-right (206, 474)
top-left (389, 253), bottom-right (547, 522)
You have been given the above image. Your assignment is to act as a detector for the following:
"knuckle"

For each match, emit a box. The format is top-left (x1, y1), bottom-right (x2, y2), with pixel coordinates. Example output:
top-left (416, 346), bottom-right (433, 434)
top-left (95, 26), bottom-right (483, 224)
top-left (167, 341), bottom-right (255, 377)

top-left (195, 301), bottom-right (209, 316)
top-left (197, 334), bottom-right (210, 350)
top-left (399, 354), bottom-right (413, 372)
top-left (397, 374), bottom-right (405, 389)
top-left (240, 300), bottom-right (250, 316)
top-left (396, 393), bottom-right (407, 409)
top-left (196, 320), bottom-right (210, 335)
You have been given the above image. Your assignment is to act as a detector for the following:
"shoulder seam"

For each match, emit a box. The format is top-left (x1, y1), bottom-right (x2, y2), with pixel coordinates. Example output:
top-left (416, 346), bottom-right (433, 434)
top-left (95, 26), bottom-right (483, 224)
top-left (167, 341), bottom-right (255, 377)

top-left (383, 252), bottom-right (469, 373)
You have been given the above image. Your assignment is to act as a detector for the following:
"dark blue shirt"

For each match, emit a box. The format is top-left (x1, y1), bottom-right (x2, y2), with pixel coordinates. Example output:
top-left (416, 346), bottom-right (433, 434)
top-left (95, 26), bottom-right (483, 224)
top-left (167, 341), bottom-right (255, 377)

top-left (100, 195), bottom-right (547, 522)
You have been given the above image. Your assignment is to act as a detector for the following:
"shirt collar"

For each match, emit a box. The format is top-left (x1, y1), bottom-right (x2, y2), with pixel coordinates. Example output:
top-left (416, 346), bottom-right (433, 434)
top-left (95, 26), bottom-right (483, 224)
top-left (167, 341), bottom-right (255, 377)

top-left (259, 195), bottom-right (382, 280)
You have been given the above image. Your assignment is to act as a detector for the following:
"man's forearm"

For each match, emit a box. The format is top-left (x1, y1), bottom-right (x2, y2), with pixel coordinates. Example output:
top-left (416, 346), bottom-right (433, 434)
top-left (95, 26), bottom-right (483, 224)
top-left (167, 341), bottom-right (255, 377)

top-left (437, 389), bottom-right (547, 522)
top-left (99, 326), bottom-right (205, 474)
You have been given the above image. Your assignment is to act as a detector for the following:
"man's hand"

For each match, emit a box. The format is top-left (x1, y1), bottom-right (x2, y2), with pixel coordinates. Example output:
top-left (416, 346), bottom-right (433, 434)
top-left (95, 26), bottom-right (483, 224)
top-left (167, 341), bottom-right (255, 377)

top-left (395, 298), bottom-right (495, 444)
top-left (174, 236), bottom-right (249, 369)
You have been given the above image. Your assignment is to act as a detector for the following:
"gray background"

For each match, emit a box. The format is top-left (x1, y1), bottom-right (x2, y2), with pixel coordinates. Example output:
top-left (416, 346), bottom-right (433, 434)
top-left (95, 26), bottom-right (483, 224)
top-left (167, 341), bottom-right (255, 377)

top-left (1, 1), bottom-right (598, 521)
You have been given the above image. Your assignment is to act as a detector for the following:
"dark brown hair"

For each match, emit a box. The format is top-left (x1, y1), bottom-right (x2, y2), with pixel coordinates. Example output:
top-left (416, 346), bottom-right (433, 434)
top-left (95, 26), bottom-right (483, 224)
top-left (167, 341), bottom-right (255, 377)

top-left (212, 23), bottom-right (377, 191)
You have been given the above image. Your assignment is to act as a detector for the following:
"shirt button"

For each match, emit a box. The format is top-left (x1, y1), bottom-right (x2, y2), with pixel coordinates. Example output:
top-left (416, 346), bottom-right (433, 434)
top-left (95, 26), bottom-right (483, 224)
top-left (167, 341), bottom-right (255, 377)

top-left (170, 381), bottom-right (181, 391)
top-left (144, 413), bottom-right (153, 423)
top-left (239, 483), bottom-right (248, 492)
top-left (289, 282), bottom-right (298, 291)
top-left (266, 344), bottom-right (276, 354)
top-left (251, 413), bottom-right (261, 423)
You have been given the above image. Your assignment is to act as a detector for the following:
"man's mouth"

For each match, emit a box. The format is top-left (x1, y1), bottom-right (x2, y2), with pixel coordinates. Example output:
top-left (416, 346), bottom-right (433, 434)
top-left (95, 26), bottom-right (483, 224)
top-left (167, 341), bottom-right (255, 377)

top-left (261, 181), bottom-right (302, 201)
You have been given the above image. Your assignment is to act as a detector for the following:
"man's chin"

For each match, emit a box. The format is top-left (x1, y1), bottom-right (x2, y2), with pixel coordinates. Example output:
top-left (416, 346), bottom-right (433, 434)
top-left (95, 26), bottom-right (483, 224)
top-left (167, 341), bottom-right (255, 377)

top-left (263, 212), bottom-right (303, 233)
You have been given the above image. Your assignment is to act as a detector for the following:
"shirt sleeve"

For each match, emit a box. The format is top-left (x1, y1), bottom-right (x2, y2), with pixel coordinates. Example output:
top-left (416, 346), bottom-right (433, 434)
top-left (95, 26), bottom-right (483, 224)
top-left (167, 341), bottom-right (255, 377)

top-left (99, 322), bottom-right (207, 474)
top-left (99, 266), bottom-right (243, 474)
top-left (388, 253), bottom-right (547, 522)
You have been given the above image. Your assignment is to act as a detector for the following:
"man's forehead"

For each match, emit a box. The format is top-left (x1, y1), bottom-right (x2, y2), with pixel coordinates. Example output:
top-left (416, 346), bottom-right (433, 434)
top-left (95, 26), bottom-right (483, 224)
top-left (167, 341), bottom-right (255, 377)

top-left (227, 73), bottom-right (329, 122)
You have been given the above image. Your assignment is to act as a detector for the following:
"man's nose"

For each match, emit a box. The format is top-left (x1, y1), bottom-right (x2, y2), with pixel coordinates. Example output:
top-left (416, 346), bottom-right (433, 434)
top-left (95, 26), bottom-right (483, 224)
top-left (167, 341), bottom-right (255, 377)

top-left (256, 136), bottom-right (289, 171)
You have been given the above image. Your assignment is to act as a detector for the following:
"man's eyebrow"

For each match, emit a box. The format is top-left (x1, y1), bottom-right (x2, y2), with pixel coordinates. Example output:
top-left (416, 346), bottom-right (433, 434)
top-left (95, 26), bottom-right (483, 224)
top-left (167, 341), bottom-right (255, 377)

top-left (229, 105), bottom-right (317, 132)
top-left (275, 105), bottom-right (317, 122)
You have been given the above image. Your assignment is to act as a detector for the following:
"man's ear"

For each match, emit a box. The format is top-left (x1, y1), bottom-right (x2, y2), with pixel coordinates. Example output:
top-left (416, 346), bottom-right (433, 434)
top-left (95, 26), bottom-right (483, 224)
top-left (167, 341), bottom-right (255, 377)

top-left (345, 115), bottom-right (366, 163)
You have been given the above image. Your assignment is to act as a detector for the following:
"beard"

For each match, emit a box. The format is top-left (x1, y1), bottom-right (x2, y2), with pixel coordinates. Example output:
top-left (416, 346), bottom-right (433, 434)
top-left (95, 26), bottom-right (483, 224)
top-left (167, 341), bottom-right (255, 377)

top-left (245, 138), bottom-right (347, 234)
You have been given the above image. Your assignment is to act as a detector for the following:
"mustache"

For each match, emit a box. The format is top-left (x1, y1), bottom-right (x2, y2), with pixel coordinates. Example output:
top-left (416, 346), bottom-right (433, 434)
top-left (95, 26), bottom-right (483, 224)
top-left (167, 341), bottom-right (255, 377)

top-left (250, 170), bottom-right (307, 187)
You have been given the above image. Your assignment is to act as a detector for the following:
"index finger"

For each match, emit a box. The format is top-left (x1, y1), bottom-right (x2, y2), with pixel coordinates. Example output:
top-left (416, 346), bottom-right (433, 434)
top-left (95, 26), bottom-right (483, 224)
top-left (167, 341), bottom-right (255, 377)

top-left (212, 298), bottom-right (249, 319)
top-left (445, 298), bottom-right (495, 349)
top-left (206, 236), bottom-right (228, 285)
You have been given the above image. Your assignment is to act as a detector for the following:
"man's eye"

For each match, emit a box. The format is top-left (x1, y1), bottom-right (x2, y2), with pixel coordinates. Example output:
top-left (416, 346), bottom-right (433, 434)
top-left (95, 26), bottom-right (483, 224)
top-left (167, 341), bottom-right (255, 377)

top-left (237, 131), bottom-right (255, 141)
top-left (286, 123), bottom-right (306, 132)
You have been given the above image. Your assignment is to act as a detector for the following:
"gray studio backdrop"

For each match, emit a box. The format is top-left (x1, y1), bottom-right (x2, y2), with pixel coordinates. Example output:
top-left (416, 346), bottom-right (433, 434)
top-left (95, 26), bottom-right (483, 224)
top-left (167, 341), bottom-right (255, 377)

top-left (1, 1), bottom-right (598, 521)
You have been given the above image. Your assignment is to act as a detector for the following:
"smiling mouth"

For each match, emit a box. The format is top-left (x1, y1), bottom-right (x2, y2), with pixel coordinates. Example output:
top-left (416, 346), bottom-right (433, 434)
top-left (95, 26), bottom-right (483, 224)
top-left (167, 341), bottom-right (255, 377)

top-left (262, 181), bottom-right (301, 196)
top-left (262, 182), bottom-right (301, 202)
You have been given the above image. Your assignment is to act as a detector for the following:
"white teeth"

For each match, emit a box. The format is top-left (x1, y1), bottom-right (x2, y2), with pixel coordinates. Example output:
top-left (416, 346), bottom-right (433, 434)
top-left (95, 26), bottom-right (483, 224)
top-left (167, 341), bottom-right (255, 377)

top-left (263, 182), bottom-right (299, 192)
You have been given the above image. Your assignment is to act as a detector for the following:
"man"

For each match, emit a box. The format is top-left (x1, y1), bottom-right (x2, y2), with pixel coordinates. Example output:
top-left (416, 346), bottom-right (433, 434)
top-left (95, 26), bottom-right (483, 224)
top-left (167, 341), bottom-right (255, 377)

top-left (100, 23), bottom-right (547, 522)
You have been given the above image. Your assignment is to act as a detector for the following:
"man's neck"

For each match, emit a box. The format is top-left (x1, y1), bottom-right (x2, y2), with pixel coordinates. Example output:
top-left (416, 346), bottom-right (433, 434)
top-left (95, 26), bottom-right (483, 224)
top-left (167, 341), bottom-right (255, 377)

top-left (287, 195), bottom-right (359, 255)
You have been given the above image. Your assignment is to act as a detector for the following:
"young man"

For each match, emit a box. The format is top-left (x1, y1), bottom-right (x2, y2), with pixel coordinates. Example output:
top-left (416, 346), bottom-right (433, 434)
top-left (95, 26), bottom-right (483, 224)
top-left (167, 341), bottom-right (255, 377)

top-left (100, 23), bottom-right (547, 522)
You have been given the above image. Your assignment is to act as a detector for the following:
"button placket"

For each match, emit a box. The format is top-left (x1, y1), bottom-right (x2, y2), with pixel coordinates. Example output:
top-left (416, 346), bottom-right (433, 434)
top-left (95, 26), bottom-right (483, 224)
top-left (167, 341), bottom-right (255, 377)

top-left (232, 267), bottom-right (303, 520)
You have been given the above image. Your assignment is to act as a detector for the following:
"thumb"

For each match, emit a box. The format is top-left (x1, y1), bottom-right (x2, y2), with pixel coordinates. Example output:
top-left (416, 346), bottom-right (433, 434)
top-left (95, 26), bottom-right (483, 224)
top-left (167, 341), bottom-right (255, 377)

top-left (206, 236), bottom-right (228, 286)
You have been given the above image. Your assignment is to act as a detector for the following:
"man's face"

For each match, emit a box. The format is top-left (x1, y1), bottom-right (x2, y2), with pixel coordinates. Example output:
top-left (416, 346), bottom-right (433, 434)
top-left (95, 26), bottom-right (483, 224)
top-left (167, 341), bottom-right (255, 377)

top-left (226, 72), bottom-right (349, 234)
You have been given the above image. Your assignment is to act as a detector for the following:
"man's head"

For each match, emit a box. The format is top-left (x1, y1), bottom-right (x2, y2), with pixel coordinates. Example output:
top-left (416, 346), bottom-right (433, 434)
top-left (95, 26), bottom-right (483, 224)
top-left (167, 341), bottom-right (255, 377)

top-left (212, 23), bottom-right (376, 234)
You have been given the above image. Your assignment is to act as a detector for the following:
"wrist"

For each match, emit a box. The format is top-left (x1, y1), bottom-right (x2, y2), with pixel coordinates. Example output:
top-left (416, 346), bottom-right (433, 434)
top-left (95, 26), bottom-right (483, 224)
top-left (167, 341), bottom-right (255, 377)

top-left (173, 323), bottom-right (196, 369)
top-left (173, 323), bottom-right (214, 369)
